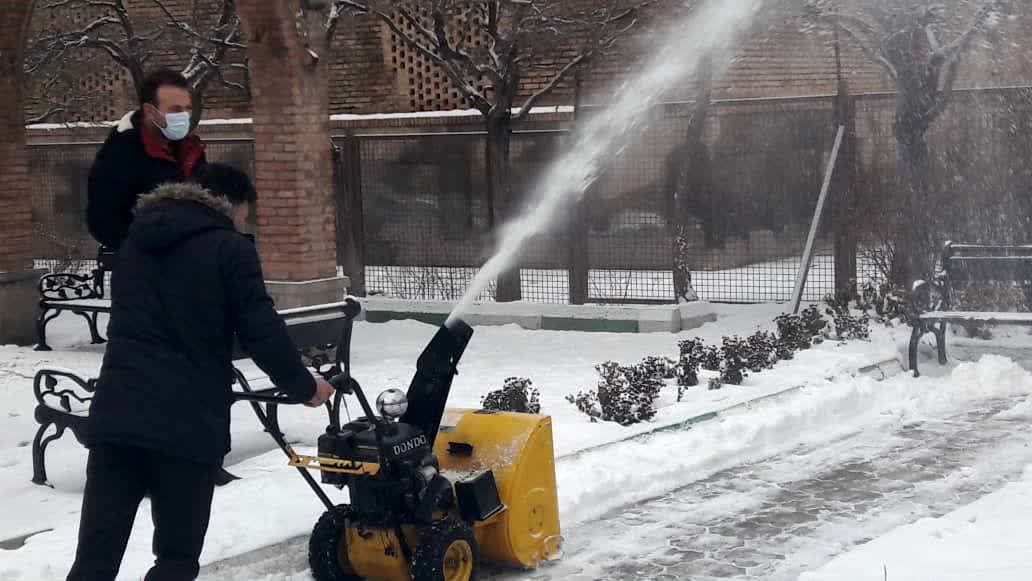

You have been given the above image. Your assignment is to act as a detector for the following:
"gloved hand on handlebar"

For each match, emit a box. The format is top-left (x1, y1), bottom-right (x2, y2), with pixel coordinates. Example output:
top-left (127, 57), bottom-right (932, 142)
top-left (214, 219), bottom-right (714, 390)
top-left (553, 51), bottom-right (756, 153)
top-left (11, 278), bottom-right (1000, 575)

top-left (306, 377), bottom-right (335, 408)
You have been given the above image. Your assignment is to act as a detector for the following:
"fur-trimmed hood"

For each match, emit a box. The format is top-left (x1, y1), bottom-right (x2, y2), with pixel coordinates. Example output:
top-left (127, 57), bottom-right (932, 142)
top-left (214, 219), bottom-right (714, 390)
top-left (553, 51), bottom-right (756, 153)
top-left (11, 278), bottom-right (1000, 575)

top-left (128, 182), bottom-right (236, 254)
top-left (136, 181), bottom-right (234, 219)
top-left (116, 111), bottom-right (136, 133)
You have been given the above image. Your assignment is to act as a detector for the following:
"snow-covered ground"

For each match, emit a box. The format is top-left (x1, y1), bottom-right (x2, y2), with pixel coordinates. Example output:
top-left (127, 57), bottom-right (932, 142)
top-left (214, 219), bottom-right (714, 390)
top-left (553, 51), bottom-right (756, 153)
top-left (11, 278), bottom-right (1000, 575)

top-left (4, 305), bottom-right (1032, 580)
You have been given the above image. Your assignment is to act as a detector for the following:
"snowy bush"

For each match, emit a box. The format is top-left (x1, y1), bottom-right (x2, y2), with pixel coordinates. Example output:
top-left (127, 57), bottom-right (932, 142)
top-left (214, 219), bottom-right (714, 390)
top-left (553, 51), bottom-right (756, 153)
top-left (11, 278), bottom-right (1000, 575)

top-left (701, 345), bottom-right (723, 372)
top-left (719, 336), bottom-right (749, 386)
top-left (676, 338), bottom-right (705, 400)
top-left (639, 356), bottom-right (677, 381)
top-left (859, 281), bottom-right (911, 324)
top-left (823, 297), bottom-right (872, 341)
top-left (481, 377), bottom-right (541, 414)
top-left (746, 331), bottom-right (778, 372)
top-left (775, 313), bottom-right (812, 351)
top-left (801, 304), bottom-right (828, 343)
top-left (566, 391), bottom-right (601, 421)
top-left (566, 361), bottom-right (663, 426)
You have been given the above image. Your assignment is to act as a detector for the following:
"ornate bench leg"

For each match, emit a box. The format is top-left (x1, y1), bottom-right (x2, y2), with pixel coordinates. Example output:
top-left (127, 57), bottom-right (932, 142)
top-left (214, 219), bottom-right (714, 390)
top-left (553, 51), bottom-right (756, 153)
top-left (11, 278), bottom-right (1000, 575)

top-left (935, 322), bottom-right (948, 366)
top-left (35, 306), bottom-right (61, 352)
top-left (909, 324), bottom-right (924, 378)
top-left (31, 422), bottom-right (65, 486)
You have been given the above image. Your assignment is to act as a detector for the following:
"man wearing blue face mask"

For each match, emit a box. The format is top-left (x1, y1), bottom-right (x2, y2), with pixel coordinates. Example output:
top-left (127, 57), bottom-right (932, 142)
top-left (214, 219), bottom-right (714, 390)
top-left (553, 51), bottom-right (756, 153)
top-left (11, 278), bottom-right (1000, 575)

top-left (87, 69), bottom-right (208, 250)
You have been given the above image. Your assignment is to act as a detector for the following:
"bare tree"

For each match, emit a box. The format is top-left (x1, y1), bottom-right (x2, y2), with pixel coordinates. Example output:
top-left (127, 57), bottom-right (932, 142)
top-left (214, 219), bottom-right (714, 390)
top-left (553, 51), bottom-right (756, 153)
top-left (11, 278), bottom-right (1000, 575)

top-left (666, 52), bottom-right (714, 303)
top-left (807, 0), bottom-right (1008, 285)
top-left (331, 0), bottom-right (651, 301)
top-left (24, 0), bottom-right (250, 124)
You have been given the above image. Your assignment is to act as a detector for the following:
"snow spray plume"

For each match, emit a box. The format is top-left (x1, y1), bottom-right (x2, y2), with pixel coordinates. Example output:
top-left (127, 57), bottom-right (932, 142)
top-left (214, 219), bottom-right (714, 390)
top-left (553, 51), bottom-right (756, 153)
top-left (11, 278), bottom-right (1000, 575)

top-left (446, 0), bottom-right (765, 325)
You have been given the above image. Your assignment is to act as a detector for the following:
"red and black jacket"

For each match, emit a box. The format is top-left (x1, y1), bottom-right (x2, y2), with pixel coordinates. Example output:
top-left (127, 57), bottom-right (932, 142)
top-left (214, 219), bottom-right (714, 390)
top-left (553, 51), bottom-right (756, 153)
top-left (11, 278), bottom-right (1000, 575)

top-left (86, 110), bottom-right (207, 249)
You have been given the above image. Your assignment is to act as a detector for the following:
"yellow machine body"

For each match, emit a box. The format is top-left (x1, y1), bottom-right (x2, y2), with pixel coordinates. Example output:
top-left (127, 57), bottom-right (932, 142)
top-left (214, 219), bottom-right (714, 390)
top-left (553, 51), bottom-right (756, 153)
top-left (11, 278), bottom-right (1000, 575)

top-left (436, 409), bottom-right (561, 568)
top-left (343, 409), bottom-right (562, 580)
top-left (345, 526), bottom-right (415, 580)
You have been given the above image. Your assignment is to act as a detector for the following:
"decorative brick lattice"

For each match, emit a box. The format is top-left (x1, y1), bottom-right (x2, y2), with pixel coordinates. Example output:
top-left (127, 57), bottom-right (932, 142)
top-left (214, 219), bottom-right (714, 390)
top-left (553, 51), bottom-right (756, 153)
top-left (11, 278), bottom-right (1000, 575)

top-left (384, 6), bottom-right (491, 111)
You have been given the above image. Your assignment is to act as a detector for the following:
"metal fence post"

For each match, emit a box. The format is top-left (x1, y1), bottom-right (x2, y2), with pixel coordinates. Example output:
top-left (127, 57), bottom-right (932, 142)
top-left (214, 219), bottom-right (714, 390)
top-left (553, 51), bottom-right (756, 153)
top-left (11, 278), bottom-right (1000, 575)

top-left (568, 199), bottom-right (590, 305)
top-left (333, 135), bottom-right (366, 297)
top-left (833, 95), bottom-right (858, 300)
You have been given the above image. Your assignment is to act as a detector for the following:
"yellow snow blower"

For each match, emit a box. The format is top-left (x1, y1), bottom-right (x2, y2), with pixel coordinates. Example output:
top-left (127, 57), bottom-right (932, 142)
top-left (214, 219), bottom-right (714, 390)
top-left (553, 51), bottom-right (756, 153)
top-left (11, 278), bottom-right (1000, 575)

top-left (234, 299), bottom-right (561, 581)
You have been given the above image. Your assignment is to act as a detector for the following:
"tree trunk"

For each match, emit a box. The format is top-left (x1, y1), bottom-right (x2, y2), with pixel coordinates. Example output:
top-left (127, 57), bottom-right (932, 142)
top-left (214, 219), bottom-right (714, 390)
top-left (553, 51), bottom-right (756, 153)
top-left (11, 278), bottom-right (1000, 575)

top-left (486, 113), bottom-right (522, 302)
top-left (892, 102), bottom-right (937, 288)
top-left (670, 54), bottom-right (713, 303)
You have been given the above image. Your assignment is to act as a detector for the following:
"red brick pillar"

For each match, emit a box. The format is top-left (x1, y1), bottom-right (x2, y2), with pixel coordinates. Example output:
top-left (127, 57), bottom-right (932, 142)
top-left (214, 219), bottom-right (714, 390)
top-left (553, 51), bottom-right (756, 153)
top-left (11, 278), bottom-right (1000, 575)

top-left (236, 0), bottom-right (345, 309)
top-left (0, 1), bottom-right (46, 345)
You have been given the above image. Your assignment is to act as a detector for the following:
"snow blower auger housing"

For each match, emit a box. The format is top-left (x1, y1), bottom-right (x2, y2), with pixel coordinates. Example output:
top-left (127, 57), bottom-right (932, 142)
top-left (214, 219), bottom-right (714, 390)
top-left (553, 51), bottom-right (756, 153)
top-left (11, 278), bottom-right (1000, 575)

top-left (235, 300), bottom-right (560, 581)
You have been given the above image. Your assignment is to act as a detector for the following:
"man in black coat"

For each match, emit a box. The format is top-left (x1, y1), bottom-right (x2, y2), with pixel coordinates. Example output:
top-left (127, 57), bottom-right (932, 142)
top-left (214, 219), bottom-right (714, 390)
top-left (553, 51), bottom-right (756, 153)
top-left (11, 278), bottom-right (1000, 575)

top-left (67, 164), bottom-right (335, 581)
top-left (87, 69), bottom-right (208, 250)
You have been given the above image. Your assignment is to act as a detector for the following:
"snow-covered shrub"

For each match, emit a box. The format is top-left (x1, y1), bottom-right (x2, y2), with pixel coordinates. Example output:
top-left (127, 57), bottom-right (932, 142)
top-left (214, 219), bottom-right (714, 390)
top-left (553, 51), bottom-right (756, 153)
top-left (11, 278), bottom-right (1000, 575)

top-left (639, 356), bottom-right (677, 381)
top-left (566, 361), bottom-right (663, 426)
top-left (481, 377), bottom-right (541, 414)
top-left (823, 297), bottom-right (872, 341)
top-left (707, 376), bottom-right (723, 391)
top-left (746, 331), bottom-right (778, 372)
top-left (701, 344), bottom-right (722, 372)
top-left (801, 304), bottom-right (828, 342)
top-left (860, 281), bottom-right (911, 324)
top-left (676, 338), bottom-right (705, 400)
top-left (719, 336), bottom-right (749, 386)
top-left (776, 313), bottom-right (812, 351)
top-left (565, 391), bottom-right (601, 422)
top-left (834, 310), bottom-right (871, 340)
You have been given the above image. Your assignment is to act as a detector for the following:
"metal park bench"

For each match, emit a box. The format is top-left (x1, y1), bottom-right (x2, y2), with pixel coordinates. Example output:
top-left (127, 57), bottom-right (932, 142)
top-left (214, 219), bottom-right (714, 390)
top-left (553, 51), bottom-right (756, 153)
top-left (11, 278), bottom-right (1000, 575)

top-left (30, 299), bottom-right (361, 487)
top-left (36, 247), bottom-right (117, 351)
top-left (909, 243), bottom-right (1032, 377)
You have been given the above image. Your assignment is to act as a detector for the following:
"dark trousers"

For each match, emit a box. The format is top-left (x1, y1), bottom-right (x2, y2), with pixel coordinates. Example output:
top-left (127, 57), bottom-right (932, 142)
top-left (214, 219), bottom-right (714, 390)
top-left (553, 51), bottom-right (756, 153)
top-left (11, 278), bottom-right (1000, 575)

top-left (66, 445), bottom-right (217, 581)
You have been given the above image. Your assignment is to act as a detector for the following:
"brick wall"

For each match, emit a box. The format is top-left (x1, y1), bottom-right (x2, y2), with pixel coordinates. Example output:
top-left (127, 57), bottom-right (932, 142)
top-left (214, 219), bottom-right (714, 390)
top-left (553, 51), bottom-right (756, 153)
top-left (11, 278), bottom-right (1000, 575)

top-left (24, 0), bottom-right (1032, 122)
top-left (1, 1), bottom-right (33, 272)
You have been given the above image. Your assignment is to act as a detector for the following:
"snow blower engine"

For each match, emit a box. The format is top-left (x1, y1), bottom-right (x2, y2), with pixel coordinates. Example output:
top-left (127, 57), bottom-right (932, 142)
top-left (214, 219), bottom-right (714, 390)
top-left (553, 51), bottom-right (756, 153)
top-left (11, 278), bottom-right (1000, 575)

top-left (235, 302), bottom-right (561, 581)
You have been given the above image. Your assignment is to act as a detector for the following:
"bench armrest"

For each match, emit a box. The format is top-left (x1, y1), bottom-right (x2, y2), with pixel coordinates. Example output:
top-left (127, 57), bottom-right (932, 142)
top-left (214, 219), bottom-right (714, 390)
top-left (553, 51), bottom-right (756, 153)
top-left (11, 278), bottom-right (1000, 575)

top-left (33, 370), bottom-right (96, 413)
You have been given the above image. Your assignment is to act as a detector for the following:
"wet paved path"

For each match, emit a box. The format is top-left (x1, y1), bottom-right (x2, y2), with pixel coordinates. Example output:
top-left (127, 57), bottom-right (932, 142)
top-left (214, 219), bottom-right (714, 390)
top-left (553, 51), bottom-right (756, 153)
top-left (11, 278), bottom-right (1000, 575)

top-left (202, 394), bottom-right (1032, 581)
top-left (498, 396), bottom-right (1032, 580)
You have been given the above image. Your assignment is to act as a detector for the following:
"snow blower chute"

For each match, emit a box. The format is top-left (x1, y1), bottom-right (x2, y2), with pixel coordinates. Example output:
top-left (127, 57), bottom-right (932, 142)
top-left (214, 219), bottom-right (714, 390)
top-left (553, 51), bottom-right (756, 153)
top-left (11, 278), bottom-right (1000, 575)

top-left (234, 300), bottom-right (561, 581)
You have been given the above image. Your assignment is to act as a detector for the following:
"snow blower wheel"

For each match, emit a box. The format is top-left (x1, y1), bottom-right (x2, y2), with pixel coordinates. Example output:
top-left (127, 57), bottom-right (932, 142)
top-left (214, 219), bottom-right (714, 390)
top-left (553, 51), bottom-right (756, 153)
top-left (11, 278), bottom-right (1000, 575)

top-left (411, 519), bottom-right (479, 581)
top-left (308, 506), bottom-right (361, 581)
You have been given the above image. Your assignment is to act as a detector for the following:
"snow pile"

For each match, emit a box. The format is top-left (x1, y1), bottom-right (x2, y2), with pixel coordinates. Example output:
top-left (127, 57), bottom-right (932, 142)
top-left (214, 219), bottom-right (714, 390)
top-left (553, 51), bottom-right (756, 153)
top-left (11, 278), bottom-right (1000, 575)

top-left (802, 461), bottom-right (1032, 581)
top-left (559, 355), bottom-right (1032, 526)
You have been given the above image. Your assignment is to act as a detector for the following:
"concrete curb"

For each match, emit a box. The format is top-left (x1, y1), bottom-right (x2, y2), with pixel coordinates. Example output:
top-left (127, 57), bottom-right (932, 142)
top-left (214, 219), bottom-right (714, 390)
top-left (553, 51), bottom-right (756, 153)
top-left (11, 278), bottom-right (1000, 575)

top-left (357, 298), bottom-right (718, 334)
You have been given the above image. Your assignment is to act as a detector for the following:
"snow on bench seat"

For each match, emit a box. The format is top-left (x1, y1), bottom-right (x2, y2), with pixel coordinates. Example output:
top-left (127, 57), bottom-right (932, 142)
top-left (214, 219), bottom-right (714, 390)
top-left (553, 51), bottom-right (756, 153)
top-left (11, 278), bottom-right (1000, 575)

top-left (918, 311), bottom-right (1032, 324)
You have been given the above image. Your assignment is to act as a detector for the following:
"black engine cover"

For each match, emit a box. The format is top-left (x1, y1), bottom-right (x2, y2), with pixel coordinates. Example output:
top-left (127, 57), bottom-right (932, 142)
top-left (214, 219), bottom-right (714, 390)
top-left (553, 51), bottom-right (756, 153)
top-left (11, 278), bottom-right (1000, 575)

top-left (318, 420), bottom-right (431, 466)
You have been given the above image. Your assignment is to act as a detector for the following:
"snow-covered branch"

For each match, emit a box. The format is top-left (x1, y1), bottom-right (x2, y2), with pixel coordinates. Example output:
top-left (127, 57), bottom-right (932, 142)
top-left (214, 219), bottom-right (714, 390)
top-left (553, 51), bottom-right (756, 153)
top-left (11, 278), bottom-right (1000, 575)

top-left (25, 0), bottom-right (249, 123)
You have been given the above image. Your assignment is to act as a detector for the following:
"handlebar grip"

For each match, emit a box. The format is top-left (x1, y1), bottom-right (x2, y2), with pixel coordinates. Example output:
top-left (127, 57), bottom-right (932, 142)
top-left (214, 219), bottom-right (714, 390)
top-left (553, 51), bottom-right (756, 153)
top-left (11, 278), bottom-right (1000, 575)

top-left (329, 374), bottom-right (354, 394)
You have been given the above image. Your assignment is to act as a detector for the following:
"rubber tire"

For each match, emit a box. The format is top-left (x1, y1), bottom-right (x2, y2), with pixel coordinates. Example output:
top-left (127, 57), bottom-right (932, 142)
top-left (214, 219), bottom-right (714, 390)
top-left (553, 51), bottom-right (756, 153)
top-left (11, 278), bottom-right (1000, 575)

top-left (308, 506), bottom-right (362, 581)
top-left (410, 519), bottom-right (480, 581)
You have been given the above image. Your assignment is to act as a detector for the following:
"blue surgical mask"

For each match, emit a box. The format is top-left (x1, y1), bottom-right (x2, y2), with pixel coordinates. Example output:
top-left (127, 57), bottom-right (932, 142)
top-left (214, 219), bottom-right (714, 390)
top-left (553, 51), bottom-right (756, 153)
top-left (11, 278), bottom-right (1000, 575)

top-left (156, 111), bottom-right (191, 142)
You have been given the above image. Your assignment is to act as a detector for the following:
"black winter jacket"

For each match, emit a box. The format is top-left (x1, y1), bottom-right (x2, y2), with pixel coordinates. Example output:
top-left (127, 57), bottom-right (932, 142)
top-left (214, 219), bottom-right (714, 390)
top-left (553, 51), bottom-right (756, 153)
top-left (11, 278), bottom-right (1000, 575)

top-left (87, 182), bottom-right (316, 465)
top-left (87, 111), bottom-right (207, 249)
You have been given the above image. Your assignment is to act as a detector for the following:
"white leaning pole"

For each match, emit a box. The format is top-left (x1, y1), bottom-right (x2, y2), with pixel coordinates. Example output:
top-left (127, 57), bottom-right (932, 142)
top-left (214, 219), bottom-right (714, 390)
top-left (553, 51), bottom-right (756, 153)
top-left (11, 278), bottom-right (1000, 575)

top-left (791, 124), bottom-right (846, 314)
